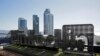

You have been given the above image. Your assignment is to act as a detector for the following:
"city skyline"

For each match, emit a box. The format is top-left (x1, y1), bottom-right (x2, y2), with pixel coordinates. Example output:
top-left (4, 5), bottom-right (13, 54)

top-left (0, 0), bottom-right (100, 35)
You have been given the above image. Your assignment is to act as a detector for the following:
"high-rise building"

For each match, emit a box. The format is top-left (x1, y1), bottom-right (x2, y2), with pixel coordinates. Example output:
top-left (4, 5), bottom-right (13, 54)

top-left (54, 29), bottom-right (62, 48)
top-left (18, 18), bottom-right (28, 36)
top-left (18, 18), bottom-right (27, 30)
top-left (33, 15), bottom-right (39, 35)
top-left (44, 9), bottom-right (54, 36)
top-left (54, 29), bottom-right (61, 40)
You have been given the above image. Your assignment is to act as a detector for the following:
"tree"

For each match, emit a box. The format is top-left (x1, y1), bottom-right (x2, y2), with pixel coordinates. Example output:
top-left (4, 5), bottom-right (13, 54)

top-left (77, 40), bottom-right (85, 51)
top-left (37, 35), bottom-right (45, 44)
top-left (69, 39), bottom-right (77, 51)
top-left (45, 35), bottom-right (54, 46)
top-left (54, 48), bottom-right (65, 56)
top-left (33, 35), bottom-right (45, 45)
top-left (96, 41), bottom-right (100, 45)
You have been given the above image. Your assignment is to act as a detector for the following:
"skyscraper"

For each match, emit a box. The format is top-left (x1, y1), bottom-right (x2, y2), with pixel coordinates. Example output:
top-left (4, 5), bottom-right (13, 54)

top-left (18, 18), bottom-right (27, 30)
top-left (54, 29), bottom-right (61, 40)
top-left (54, 29), bottom-right (62, 48)
top-left (18, 18), bottom-right (28, 36)
top-left (44, 9), bottom-right (54, 36)
top-left (33, 15), bottom-right (39, 35)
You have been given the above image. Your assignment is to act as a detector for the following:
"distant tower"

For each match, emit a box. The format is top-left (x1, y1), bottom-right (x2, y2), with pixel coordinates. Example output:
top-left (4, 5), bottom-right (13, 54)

top-left (54, 29), bottom-right (62, 47)
top-left (44, 9), bottom-right (54, 36)
top-left (33, 15), bottom-right (39, 35)
top-left (18, 18), bottom-right (27, 30)
top-left (54, 29), bottom-right (61, 40)
top-left (18, 18), bottom-right (28, 36)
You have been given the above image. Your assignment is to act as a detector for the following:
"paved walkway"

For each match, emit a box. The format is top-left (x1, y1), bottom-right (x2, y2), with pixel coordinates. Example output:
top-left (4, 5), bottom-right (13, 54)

top-left (0, 50), bottom-right (23, 56)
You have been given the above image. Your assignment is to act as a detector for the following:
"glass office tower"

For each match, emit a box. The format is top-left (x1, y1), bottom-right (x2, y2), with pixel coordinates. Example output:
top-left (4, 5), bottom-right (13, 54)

top-left (18, 18), bottom-right (27, 30)
top-left (18, 18), bottom-right (28, 36)
top-left (44, 9), bottom-right (54, 36)
top-left (33, 15), bottom-right (39, 35)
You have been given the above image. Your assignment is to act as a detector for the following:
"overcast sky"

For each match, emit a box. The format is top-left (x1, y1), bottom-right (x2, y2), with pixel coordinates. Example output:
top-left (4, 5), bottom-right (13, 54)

top-left (0, 0), bottom-right (100, 35)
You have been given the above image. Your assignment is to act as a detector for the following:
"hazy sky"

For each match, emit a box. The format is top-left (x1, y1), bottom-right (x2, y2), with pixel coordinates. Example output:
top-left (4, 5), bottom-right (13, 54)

top-left (0, 0), bottom-right (100, 35)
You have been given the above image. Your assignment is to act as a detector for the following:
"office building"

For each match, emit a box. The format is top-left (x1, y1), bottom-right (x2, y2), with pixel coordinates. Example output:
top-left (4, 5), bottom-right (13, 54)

top-left (33, 15), bottom-right (39, 35)
top-left (62, 24), bottom-right (94, 52)
top-left (18, 18), bottom-right (27, 30)
top-left (18, 18), bottom-right (28, 36)
top-left (54, 29), bottom-right (61, 40)
top-left (54, 29), bottom-right (62, 48)
top-left (44, 9), bottom-right (54, 36)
